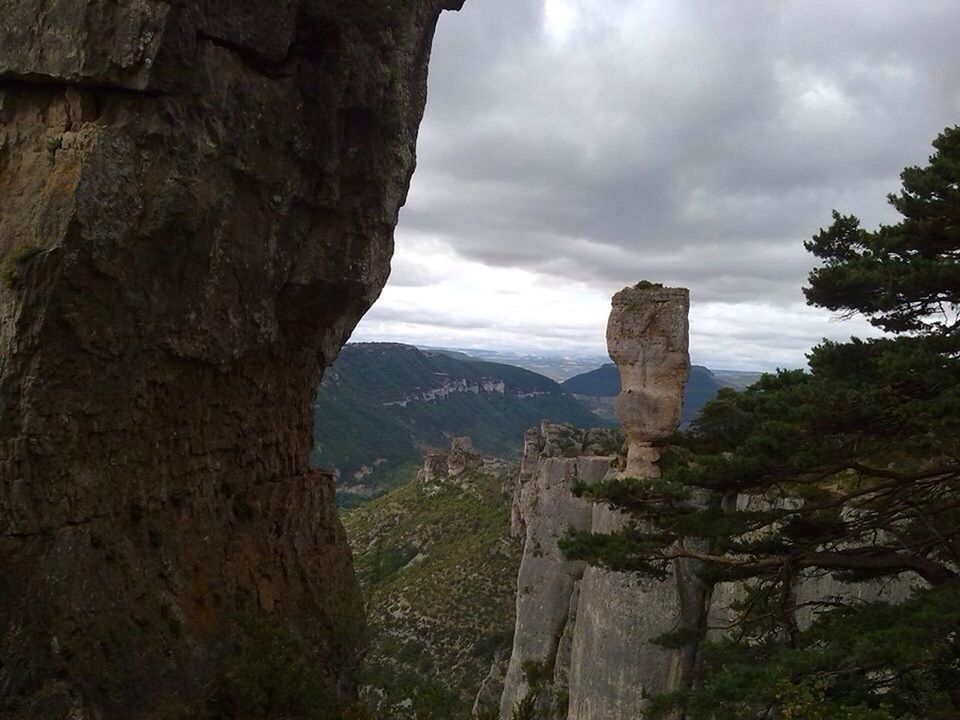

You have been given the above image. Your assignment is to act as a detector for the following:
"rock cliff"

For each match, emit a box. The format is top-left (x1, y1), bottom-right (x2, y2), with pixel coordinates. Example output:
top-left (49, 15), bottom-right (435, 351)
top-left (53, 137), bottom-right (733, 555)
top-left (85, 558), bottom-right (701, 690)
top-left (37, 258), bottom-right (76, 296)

top-left (0, 2), bottom-right (462, 718)
top-left (493, 285), bottom-right (915, 719)
top-left (497, 286), bottom-right (690, 720)
top-left (494, 424), bottom-right (625, 718)
top-left (568, 285), bottom-right (704, 719)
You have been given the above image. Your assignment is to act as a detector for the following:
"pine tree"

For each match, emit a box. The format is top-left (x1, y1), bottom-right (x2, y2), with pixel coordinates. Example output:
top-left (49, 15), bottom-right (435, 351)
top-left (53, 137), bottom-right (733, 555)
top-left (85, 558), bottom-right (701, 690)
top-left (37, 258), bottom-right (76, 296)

top-left (562, 127), bottom-right (960, 720)
top-left (806, 126), bottom-right (960, 341)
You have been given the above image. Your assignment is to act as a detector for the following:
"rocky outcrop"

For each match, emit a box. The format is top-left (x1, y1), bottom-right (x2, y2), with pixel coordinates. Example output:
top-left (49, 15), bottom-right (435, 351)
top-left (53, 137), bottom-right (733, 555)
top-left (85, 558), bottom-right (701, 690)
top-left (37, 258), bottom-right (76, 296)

top-left (0, 2), bottom-right (463, 718)
top-left (496, 286), bottom-right (692, 720)
top-left (566, 285), bottom-right (702, 720)
top-left (473, 649), bottom-right (511, 718)
top-left (419, 437), bottom-right (484, 486)
top-left (419, 437), bottom-right (515, 499)
top-left (497, 423), bottom-right (623, 719)
top-left (493, 284), bottom-right (917, 719)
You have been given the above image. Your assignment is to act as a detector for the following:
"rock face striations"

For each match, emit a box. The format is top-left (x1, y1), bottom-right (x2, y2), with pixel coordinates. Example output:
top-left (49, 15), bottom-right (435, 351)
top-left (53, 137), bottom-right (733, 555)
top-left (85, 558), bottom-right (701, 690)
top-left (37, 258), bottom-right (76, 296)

top-left (0, 2), bottom-right (462, 718)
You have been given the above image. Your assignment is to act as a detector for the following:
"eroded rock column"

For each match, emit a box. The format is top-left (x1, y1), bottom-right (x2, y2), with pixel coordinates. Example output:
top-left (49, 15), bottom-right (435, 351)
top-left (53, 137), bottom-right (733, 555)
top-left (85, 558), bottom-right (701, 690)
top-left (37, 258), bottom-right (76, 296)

top-left (0, 2), bottom-right (462, 718)
top-left (607, 284), bottom-right (690, 477)
top-left (567, 284), bottom-right (694, 720)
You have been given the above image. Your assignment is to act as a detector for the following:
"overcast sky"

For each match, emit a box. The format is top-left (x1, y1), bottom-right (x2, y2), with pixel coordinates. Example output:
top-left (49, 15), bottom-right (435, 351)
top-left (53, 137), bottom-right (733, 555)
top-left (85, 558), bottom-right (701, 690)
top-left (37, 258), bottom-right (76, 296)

top-left (352, 0), bottom-right (960, 370)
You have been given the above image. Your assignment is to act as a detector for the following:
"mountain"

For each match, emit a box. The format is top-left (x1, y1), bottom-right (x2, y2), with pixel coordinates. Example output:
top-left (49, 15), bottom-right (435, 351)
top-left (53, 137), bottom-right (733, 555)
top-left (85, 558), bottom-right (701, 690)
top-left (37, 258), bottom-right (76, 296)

top-left (419, 346), bottom-right (612, 382)
top-left (711, 368), bottom-right (764, 390)
top-left (312, 343), bottom-right (610, 506)
top-left (342, 445), bottom-right (520, 719)
top-left (561, 363), bottom-right (724, 426)
top-left (559, 363), bottom-right (621, 396)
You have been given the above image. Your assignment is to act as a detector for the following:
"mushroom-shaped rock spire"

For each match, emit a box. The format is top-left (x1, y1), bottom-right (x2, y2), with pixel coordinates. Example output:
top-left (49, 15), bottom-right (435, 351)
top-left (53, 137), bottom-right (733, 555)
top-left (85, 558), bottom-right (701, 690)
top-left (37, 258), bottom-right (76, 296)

top-left (607, 283), bottom-right (690, 477)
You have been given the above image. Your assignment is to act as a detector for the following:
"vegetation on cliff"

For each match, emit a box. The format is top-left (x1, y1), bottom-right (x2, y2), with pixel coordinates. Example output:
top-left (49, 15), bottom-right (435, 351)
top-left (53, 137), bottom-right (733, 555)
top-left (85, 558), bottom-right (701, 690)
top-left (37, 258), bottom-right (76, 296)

top-left (564, 126), bottom-right (960, 719)
top-left (342, 463), bottom-right (521, 719)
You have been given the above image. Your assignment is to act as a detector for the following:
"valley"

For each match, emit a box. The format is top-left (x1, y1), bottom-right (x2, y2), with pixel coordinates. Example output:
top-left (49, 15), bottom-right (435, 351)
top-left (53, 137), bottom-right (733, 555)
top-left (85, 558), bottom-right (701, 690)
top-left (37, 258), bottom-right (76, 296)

top-left (313, 343), bottom-right (749, 507)
top-left (325, 337), bottom-right (756, 718)
top-left (312, 344), bottom-right (610, 506)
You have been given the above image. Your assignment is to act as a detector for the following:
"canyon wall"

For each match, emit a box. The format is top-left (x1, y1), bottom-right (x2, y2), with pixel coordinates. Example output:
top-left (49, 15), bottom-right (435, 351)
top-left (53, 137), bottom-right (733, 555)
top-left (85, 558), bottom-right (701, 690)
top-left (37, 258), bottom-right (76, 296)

top-left (0, 2), bottom-right (462, 718)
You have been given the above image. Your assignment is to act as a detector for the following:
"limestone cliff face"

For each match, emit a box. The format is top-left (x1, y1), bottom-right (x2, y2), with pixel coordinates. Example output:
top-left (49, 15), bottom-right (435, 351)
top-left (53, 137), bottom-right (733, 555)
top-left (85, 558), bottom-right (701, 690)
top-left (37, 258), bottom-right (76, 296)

top-left (497, 423), bottom-right (624, 719)
top-left (381, 378), bottom-right (509, 407)
top-left (0, 2), bottom-right (462, 718)
top-left (496, 287), bottom-right (691, 720)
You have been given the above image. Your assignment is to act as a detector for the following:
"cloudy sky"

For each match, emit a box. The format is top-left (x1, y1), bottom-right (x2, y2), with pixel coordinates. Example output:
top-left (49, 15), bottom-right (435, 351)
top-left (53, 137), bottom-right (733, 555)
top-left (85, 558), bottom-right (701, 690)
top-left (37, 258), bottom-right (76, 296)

top-left (352, 0), bottom-right (960, 370)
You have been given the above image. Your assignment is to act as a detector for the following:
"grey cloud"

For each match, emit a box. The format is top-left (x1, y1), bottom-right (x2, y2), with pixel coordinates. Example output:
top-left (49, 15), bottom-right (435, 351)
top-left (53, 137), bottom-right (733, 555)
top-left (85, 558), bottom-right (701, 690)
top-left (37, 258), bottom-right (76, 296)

top-left (363, 304), bottom-right (493, 332)
top-left (364, 303), bottom-right (605, 340)
top-left (404, 0), bottom-right (960, 305)
top-left (385, 252), bottom-right (448, 288)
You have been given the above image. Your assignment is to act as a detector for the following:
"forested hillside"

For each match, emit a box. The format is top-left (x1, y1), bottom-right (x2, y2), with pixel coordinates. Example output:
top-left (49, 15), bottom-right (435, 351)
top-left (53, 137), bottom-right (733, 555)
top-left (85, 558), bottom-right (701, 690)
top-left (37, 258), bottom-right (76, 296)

top-left (342, 457), bottom-right (520, 719)
top-left (312, 343), bottom-right (607, 505)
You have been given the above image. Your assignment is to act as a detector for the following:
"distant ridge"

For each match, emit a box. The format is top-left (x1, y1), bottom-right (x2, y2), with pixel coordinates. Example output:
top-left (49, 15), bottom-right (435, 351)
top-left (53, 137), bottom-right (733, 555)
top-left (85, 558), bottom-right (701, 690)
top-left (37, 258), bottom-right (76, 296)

top-left (710, 368), bottom-right (763, 390)
top-left (562, 363), bottom-right (724, 426)
top-left (418, 346), bottom-right (611, 382)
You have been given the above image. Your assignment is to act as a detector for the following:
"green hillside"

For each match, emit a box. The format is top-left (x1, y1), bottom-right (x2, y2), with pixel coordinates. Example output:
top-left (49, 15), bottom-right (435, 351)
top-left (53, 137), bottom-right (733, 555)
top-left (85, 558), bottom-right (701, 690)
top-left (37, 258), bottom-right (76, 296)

top-left (561, 363), bottom-right (723, 425)
top-left (312, 343), bottom-right (607, 506)
top-left (342, 465), bottom-right (520, 719)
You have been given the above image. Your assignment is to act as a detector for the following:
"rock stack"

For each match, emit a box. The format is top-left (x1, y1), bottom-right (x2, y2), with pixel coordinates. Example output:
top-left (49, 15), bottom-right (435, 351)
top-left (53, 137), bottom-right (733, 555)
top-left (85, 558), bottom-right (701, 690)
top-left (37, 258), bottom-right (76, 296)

top-left (569, 285), bottom-right (705, 719)
top-left (495, 284), bottom-right (695, 720)
top-left (606, 284), bottom-right (690, 477)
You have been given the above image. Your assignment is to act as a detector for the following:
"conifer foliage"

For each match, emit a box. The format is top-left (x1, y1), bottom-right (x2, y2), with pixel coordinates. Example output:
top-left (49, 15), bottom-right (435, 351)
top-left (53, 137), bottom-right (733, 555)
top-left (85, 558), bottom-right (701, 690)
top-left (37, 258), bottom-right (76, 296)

top-left (562, 127), bottom-right (960, 719)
